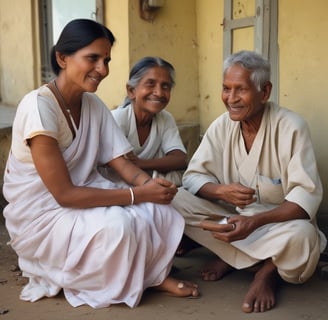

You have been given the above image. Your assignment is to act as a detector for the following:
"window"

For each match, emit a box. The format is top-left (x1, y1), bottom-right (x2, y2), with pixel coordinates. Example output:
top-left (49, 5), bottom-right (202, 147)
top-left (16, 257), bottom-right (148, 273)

top-left (222, 0), bottom-right (278, 102)
top-left (39, 0), bottom-right (104, 83)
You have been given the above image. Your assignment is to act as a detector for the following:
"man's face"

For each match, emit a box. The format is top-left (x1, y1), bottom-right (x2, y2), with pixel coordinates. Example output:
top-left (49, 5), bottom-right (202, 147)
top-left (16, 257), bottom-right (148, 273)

top-left (221, 64), bottom-right (270, 123)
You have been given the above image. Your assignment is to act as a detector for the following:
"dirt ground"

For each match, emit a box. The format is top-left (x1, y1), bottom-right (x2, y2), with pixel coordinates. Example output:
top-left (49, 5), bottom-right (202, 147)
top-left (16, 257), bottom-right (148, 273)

top-left (1, 214), bottom-right (328, 320)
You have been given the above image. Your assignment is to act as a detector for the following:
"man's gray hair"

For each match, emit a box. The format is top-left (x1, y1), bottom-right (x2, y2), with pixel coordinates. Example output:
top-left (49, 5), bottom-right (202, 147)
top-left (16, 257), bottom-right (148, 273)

top-left (223, 50), bottom-right (271, 91)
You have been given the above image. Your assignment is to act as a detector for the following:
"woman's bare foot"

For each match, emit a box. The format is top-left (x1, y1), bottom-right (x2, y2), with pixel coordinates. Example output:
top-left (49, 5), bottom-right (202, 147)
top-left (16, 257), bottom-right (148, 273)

top-left (175, 235), bottom-right (201, 257)
top-left (201, 258), bottom-right (234, 281)
top-left (242, 260), bottom-right (280, 313)
top-left (154, 277), bottom-right (200, 298)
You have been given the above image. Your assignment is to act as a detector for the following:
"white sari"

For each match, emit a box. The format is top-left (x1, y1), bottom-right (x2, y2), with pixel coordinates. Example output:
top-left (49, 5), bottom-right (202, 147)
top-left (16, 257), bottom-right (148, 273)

top-left (3, 87), bottom-right (184, 308)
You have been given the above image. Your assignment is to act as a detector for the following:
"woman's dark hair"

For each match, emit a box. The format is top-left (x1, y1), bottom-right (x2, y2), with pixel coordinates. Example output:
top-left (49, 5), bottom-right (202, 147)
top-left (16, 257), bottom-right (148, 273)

top-left (50, 19), bottom-right (115, 75)
top-left (122, 56), bottom-right (175, 106)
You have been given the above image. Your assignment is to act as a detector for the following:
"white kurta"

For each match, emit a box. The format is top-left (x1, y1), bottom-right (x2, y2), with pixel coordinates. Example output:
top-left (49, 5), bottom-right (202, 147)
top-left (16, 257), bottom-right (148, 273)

top-left (108, 103), bottom-right (186, 185)
top-left (3, 87), bottom-right (184, 308)
top-left (172, 102), bottom-right (326, 284)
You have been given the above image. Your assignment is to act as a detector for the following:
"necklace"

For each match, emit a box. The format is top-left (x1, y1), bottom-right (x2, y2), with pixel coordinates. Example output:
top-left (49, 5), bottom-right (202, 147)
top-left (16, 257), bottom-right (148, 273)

top-left (53, 80), bottom-right (78, 133)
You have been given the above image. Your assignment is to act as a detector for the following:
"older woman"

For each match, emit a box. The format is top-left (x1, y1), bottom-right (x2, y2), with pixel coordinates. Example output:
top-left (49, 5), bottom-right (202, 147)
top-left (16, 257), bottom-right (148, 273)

top-left (101, 56), bottom-right (187, 186)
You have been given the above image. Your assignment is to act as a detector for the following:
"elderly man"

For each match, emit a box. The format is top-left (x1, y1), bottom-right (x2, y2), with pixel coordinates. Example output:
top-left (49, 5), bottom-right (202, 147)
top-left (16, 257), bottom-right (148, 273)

top-left (173, 50), bottom-right (327, 313)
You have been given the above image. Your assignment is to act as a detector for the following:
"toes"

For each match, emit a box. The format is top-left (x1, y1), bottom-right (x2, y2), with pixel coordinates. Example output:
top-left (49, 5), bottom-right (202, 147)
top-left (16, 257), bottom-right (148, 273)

top-left (242, 302), bottom-right (253, 313)
top-left (242, 300), bottom-right (274, 313)
top-left (264, 300), bottom-right (274, 312)
top-left (177, 281), bottom-right (200, 298)
top-left (190, 286), bottom-right (200, 298)
top-left (155, 277), bottom-right (200, 298)
top-left (253, 302), bottom-right (260, 313)
top-left (201, 271), bottom-right (220, 281)
top-left (191, 288), bottom-right (200, 298)
top-left (201, 272), bottom-right (209, 281)
top-left (201, 259), bottom-right (233, 281)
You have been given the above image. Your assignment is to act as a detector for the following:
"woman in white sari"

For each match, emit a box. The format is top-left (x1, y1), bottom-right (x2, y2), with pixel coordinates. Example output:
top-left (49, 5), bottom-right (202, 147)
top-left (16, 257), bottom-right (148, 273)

top-left (2, 19), bottom-right (199, 309)
top-left (100, 57), bottom-right (187, 187)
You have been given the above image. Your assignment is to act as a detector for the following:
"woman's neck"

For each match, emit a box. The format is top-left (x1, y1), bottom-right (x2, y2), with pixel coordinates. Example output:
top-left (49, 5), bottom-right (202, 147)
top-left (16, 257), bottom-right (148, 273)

top-left (132, 105), bottom-right (153, 128)
top-left (53, 78), bottom-right (82, 111)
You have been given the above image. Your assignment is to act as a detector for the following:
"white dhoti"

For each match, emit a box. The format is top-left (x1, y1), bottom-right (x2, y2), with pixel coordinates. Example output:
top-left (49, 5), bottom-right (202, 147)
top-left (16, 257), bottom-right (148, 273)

top-left (173, 188), bottom-right (323, 284)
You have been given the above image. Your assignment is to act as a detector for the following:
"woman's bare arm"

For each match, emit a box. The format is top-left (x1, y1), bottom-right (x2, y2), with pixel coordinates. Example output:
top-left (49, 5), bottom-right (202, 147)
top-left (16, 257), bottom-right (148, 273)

top-left (124, 149), bottom-right (187, 173)
top-left (29, 135), bottom-right (177, 208)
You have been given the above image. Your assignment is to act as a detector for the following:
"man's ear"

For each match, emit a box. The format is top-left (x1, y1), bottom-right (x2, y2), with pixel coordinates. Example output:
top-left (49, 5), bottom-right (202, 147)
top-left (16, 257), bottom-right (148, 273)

top-left (261, 81), bottom-right (272, 103)
top-left (55, 52), bottom-right (67, 69)
top-left (126, 84), bottom-right (136, 100)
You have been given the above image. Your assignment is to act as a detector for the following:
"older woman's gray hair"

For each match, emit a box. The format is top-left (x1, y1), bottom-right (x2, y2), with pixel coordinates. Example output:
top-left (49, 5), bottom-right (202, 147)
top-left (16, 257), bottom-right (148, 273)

top-left (223, 50), bottom-right (271, 91)
top-left (122, 56), bottom-right (175, 107)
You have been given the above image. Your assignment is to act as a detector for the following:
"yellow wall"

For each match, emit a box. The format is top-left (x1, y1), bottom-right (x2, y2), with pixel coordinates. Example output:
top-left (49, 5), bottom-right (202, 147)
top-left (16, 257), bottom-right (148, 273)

top-left (0, 0), bottom-right (37, 105)
top-left (99, 0), bottom-right (200, 124)
top-left (0, 0), bottom-right (200, 123)
top-left (195, 0), bottom-right (328, 212)
top-left (1, 0), bottom-right (328, 213)
top-left (127, 0), bottom-right (199, 123)
top-left (195, 0), bottom-right (255, 132)
top-left (196, 0), bottom-right (224, 132)
top-left (279, 0), bottom-right (328, 211)
top-left (96, 0), bottom-right (130, 110)
top-left (232, 0), bottom-right (254, 52)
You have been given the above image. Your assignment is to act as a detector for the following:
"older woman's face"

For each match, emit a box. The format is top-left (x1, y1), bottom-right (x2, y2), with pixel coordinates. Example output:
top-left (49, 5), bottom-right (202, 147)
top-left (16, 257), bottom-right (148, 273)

top-left (127, 66), bottom-right (172, 116)
top-left (63, 38), bottom-right (112, 93)
top-left (221, 64), bottom-right (270, 123)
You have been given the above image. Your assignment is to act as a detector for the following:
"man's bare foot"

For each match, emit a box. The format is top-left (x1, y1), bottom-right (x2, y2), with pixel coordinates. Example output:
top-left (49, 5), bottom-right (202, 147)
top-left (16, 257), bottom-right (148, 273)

top-left (154, 276), bottom-right (200, 298)
top-left (201, 258), bottom-right (234, 281)
top-left (175, 235), bottom-right (201, 257)
top-left (242, 259), bottom-right (280, 313)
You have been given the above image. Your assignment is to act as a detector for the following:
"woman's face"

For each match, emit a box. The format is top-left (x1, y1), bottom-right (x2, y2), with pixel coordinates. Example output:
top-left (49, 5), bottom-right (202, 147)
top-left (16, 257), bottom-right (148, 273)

top-left (61, 37), bottom-right (112, 93)
top-left (128, 66), bottom-right (172, 116)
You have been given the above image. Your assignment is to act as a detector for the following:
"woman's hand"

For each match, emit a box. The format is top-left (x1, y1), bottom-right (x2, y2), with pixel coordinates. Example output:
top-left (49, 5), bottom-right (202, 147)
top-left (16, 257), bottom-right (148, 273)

top-left (124, 151), bottom-right (139, 164)
top-left (133, 177), bottom-right (178, 204)
top-left (123, 150), bottom-right (187, 173)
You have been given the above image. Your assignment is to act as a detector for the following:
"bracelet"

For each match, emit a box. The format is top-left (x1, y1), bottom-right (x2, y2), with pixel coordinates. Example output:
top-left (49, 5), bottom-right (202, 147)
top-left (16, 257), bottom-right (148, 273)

top-left (129, 187), bottom-right (135, 205)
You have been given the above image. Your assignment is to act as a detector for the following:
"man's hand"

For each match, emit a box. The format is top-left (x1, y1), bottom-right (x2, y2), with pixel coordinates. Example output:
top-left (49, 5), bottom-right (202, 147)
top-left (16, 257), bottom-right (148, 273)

top-left (219, 183), bottom-right (257, 208)
top-left (200, 215), bottom-right (257, 243)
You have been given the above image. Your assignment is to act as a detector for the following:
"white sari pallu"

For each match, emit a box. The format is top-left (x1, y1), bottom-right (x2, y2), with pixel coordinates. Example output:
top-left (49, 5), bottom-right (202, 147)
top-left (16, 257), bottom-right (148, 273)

top-left (3, 88), bottom-right (184, 308)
